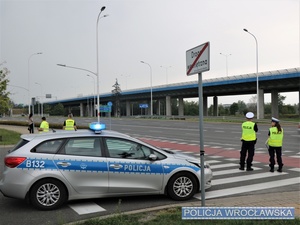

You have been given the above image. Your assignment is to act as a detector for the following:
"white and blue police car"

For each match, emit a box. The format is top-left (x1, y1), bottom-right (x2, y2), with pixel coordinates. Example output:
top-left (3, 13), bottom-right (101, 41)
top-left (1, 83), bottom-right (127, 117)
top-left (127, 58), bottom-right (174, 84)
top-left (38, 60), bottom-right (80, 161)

top-left (0, 123), bottom-right (212, 210)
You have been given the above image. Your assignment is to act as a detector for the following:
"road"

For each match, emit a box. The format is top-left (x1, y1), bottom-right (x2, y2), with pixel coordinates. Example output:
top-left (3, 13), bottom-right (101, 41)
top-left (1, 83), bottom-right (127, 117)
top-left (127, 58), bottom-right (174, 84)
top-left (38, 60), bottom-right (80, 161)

top-left (0, 117), bottom-right (299, 225)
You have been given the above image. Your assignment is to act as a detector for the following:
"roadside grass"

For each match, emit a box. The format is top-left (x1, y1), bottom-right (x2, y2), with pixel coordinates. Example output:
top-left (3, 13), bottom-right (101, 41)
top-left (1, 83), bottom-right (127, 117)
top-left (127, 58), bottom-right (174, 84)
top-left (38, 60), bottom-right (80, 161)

top-left (0, 128), bottom-right (21, 145)
top-left (74, 207), bottom-right (299, 225)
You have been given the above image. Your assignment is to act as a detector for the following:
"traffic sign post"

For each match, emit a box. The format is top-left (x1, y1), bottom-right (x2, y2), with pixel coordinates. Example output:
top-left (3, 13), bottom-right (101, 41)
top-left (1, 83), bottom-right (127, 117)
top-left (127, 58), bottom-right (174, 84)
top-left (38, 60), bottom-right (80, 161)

top-left (186, 42), bottom-right (210, 207)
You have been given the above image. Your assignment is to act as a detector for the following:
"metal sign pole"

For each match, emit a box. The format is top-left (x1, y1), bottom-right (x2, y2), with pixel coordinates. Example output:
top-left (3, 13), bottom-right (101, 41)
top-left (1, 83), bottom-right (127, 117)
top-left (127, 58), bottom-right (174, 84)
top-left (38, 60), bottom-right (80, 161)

top-left (198, 72), bottom-right (205, 206)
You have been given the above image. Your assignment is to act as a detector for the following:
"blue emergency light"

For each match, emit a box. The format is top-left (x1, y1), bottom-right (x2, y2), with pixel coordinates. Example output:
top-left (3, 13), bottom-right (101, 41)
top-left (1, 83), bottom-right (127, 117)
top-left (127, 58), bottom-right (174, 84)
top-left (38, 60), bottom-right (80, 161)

top-left (89, 122), bottom-right (106, 134)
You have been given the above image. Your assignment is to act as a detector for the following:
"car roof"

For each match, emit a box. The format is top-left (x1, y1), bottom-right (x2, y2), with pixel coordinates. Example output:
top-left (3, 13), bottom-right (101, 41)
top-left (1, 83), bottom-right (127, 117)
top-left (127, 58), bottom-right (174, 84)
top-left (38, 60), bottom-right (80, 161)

top-left (21, 129), bottom-right (133, 142)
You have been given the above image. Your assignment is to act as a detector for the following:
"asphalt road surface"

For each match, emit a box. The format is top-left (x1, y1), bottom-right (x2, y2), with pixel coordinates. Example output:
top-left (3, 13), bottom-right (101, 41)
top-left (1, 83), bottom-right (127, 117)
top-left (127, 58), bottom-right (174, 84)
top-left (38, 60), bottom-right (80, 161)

top-left (0, 117), bottom-right (299, 225)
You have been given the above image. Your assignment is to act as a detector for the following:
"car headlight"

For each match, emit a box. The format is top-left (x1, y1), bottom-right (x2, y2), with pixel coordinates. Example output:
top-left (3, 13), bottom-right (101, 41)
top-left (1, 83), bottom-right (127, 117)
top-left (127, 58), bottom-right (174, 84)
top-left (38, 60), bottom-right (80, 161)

top-left (188, 160), bottom-right (210, 169)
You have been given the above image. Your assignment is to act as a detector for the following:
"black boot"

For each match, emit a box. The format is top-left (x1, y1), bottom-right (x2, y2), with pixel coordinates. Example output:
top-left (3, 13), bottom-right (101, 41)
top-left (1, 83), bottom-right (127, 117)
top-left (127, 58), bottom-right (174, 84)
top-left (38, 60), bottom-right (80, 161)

top-left (269, 164), bottom-right (274, 172)
top-left (277, 164), bottom-right (283, 173)
top-left (239, 163), bottom-right (245, 171)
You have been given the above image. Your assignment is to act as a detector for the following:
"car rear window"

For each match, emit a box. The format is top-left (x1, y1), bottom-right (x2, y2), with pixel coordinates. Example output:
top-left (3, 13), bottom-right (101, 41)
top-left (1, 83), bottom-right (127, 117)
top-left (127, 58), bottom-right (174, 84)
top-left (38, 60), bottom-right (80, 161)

top-left (9, 139), bottom-right (29, 152)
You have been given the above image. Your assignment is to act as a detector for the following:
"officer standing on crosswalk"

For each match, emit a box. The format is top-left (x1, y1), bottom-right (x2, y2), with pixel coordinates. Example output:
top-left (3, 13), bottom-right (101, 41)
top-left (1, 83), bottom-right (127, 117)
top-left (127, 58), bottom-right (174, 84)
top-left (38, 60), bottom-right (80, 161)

top-left (267, 117), bottom-right (284, 172)
top-left (239, 112), bottom-right (258, 171)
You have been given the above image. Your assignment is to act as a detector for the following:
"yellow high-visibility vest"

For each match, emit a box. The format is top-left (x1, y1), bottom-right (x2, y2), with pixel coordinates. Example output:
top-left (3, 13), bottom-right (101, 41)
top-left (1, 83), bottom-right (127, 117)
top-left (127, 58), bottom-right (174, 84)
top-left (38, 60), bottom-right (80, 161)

top-left (241, 121), bottom-right (256, 141)
top-left (40, 121), bottom-right (49, 133)
top-left (65, 119), bottom-right (75, 130)
top-left (268, 127), bottom-right (283, 147)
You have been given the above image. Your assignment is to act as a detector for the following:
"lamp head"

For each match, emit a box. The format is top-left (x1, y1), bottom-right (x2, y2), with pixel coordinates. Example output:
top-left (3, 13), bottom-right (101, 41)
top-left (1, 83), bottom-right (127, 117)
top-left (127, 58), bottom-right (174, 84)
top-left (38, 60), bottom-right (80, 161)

top-left (101, 6), bottom-right (106, 12)
top-left (243, 28), bottom-right (248, 32)
top-left (57, 64), bottom-right (66, 67)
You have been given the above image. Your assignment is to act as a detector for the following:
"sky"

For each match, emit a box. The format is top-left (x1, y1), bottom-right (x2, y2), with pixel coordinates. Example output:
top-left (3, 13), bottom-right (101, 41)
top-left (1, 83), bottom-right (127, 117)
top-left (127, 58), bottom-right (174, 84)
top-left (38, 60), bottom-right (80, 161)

top-left (0, 0), bottom-right (299, 106)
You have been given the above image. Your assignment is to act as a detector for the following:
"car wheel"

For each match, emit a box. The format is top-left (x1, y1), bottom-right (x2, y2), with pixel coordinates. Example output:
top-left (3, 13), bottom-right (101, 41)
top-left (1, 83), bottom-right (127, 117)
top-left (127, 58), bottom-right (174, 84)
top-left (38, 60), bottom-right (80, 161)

top-left (29, 179), bottom-right (67, 210)
top-left (167, 172), bottom-right (197, 200)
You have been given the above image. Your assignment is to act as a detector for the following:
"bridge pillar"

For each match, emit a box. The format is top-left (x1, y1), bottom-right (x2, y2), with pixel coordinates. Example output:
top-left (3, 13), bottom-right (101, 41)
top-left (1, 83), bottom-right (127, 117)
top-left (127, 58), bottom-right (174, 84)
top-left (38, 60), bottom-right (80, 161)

top-left (259, 89), bottom-right (265, 119)
top-left (157, 99), bottom-right (161, 115)
top-left (166, 96), bottom-right (171, 116)
top-left (271, 90), bottom-right (279, 118)
top-left (126, 101), bottom-right (130, 116)
top-left (80, 103), bottom-right (84, 117)
top-left (203, 96), bottom-right (208, 116)
top-left (178, 97), bottom-right (184, 116)
top-left (299, 91), bottom-right (300, 116)
top-left (213, 96), bottom-right (218, 116)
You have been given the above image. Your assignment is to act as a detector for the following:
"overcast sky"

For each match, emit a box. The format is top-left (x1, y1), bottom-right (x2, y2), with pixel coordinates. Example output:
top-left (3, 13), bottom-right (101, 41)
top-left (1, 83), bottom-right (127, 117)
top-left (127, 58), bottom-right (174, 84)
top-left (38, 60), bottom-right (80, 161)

top-left (1, 0), bottom-right (299, 106)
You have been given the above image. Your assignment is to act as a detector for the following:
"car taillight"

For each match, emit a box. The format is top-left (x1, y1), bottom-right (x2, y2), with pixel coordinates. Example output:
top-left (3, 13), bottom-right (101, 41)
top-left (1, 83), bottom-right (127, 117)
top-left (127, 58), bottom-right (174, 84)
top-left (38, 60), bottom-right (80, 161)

top-left (5, 157), bottom-right (27, 168)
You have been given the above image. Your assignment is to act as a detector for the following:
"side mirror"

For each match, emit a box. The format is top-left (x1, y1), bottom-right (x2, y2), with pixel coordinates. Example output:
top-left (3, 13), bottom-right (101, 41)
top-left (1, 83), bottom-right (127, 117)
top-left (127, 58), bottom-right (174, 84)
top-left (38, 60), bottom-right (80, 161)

top-left (148, 154), bottom-right (158, 161)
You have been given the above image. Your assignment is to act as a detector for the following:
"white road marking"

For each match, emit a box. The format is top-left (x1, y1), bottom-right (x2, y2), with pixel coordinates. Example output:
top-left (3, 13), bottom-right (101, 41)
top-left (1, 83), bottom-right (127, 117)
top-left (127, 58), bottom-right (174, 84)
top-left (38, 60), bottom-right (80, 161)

top-left (211, 163), bottom-right (238, 169)
top-left (212, 172), bottom-right (287, 185)
top-left (195, 178), bottom-right (300, 200)
top-left (213, 167), bottom-right (262, 176)
top-left (69, 202), bottom-right (106, 215)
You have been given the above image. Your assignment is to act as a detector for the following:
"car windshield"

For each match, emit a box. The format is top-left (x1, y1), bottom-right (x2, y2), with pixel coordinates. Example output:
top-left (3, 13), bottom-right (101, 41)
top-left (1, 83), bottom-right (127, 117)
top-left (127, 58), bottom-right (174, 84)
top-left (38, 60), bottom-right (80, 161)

top-left (9, 139), bottom-right (29, 153)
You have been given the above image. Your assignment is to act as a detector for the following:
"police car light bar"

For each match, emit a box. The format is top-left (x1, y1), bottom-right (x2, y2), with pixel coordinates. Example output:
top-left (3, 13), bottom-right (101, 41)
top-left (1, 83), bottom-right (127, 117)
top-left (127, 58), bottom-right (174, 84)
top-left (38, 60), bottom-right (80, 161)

top-left (89, 122), bottom-right (106, 134)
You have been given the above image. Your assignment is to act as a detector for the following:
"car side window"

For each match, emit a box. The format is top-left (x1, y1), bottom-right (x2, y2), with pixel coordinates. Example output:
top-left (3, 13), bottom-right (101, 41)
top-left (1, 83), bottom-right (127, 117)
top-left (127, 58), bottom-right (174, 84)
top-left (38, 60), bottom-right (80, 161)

top-left (63, 137), bottom-right (102, 157)
top-left (32, 139), bottom-right (64, 154)
top-left (105, 138), bottom-right (150, 159)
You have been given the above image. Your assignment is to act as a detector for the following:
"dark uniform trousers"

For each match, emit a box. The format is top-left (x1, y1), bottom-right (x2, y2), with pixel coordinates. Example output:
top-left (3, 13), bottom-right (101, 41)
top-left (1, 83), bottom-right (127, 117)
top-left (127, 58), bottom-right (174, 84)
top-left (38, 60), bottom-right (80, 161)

top-left (240, 140), bottom-right (255, 169)
top-left (268, 146), bottom-right (283, 169)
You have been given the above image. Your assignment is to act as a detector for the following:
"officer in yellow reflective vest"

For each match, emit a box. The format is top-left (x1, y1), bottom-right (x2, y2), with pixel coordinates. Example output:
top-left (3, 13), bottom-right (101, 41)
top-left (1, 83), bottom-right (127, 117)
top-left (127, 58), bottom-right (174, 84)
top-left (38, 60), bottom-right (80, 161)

top-left (38, 117), bottom-right (49, 133)
top-left (239, 112), bottom-right (258, 171)
top-left (63, 114), bottom-right (77, 131)
top-left (267, 117), bottom-right (284, 172)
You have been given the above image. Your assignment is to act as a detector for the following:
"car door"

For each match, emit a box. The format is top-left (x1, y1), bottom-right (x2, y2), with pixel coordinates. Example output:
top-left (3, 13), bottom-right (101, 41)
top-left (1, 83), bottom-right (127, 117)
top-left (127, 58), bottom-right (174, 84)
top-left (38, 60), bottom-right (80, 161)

top-left (103, 137), bottom-right (164, 194)
top-left (53, 137), bottom-right (108, 194)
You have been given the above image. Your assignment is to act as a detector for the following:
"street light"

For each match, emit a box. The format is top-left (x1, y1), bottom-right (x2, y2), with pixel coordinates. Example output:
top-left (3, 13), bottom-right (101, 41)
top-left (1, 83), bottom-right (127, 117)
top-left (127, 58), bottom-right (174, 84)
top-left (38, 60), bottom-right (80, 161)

top-left (35, 82), bottom-right (43, 116)
top-left (57, 64), bottom-right (99, 116)
top-left (219, 53), bottom-right (231, 76)
top-left (243, 28), bottom-right (259, 119)
top-left (57, 7), bottom-right (107, 123)
top-left (96, 6), bottom-right (108, 122)
top-left (141, 61), bottom-right (153, 116)
top-left (28, 52), bottom-right (42, 114)
top-left (87, 74), bottom-right (96, 117)
top-left (160, 65), bottom-right (171, 84)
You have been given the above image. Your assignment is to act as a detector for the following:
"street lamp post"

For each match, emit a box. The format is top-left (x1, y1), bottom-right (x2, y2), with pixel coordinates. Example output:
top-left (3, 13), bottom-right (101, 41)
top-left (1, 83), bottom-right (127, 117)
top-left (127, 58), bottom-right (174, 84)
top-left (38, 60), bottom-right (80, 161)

top-left (28, 52), bottom-right (42, 114)
top-left (140, 61), bottom-right (153, 116)
top-left (243, 28), bottom-right (259, 119)
top-left (35, 82), bottom-right (43, 116)
top-left (57, 6), bottom-right (107, 123)
top-left (87, 74), bottom-right (96, 117)
top-left (96, 6), bottom-right (107, 123)
top-left (219, 53), bottom-right (231, 76)
top-left (57, 64), bottom-right (99, 119)
top-left (160, 65), bottom-right (171, 84)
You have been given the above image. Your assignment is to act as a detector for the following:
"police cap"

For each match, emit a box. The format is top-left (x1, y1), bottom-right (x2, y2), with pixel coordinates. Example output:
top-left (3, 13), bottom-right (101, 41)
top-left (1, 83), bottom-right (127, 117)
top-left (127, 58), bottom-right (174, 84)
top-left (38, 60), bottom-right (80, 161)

top-left (245, 112), bottom-right (254, 119)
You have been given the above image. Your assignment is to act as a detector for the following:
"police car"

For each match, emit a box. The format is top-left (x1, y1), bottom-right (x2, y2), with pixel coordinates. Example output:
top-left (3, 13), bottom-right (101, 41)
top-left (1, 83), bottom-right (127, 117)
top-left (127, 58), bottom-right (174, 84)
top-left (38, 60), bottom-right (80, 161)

top-left (0, 123), bottom-right (212, 210)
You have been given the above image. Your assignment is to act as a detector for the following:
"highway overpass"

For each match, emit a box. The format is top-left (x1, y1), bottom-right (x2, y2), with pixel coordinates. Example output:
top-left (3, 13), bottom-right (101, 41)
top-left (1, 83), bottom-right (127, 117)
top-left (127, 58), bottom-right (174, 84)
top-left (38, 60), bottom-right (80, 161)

top-left (46, 67), bottom-right (300, 119)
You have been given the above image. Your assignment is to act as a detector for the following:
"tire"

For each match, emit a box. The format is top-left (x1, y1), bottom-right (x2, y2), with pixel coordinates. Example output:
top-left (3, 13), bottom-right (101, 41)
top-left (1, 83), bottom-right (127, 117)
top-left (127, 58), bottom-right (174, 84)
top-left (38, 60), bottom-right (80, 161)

top-left (29, 179), bottom-right (67, 210)
top-left (167, 172), bottom-right (197, 201)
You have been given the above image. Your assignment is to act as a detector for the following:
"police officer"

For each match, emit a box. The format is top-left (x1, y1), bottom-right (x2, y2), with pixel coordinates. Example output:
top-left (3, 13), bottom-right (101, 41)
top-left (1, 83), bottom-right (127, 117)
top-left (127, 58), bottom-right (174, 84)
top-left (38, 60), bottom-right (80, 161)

top-left (239, 112), bottom-right (258, 171)
top-left (63, 114), bottom-right (77, 131)
top-left (267, 117), bottom-right (284, 172)
top-left (38, 117), bottom-right (49, 133)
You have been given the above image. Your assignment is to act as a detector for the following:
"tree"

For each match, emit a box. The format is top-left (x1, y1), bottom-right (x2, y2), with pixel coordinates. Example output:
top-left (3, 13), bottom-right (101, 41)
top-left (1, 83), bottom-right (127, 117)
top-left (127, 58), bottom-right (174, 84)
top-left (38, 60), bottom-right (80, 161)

top-left (50, 103), bottom-right (65, 116)
top-left (112, 79), bottom-right (121, 117)
top-left (229, 102), bottom-right (239, 115)
top-left (0, 67), bottom-right (10, 115)
top-left (184, 101), bottom-right (198, 116)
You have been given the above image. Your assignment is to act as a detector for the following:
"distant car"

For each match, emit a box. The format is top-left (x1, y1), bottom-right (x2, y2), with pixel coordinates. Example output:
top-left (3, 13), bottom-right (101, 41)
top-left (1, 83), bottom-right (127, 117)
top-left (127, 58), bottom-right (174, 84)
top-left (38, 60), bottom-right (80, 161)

top-left (0, 123), bottom-right (212, 210)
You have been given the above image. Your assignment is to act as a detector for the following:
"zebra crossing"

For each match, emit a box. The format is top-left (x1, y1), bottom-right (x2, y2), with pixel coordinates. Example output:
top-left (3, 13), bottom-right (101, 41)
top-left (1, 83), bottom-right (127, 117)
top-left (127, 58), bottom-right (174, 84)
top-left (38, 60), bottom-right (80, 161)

top-left (192, 155), bottom-right (300, 200)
